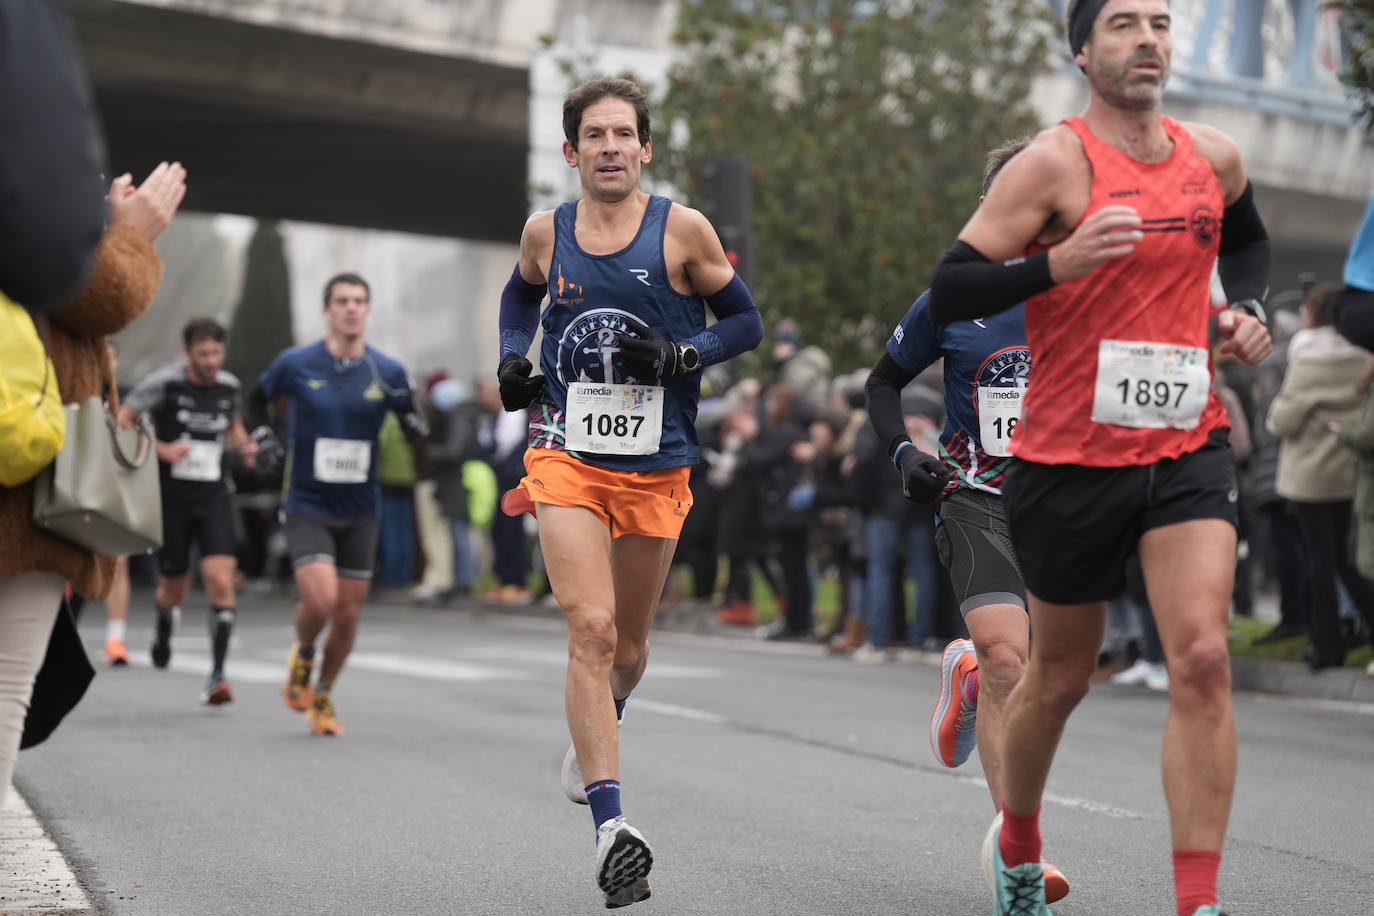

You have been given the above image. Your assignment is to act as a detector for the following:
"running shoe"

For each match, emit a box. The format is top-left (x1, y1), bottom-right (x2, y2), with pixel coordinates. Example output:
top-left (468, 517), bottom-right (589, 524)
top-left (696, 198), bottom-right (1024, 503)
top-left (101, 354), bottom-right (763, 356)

top-left (282, 643), bottom-right (315, 712)
top-left (604, 877), bottom-right (650, 909)
top-left (1040, 860), bottom-right (1070, 905)
top-left (105, 637), bottom-right (129, 667)
top-left (594, 816), bottom-right (653, 899)
top-left (307, 692), bottom-right (343, 736)
top-left (982, 812), bottom-right (1052, 915)
top-left (930, 638), bottom-right (978, 767)
top-left (1109, 658), bottom-right (1165, 686)
top-left (200, 676), bottom-right (234, 706)
top-left (1190, 908), bottom-right (1228, 916)
top-left (150, 634), bottom-right (171, 669)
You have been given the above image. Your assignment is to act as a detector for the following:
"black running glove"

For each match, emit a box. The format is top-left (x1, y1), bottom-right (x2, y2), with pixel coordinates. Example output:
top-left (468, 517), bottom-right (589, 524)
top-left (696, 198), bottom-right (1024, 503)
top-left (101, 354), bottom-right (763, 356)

top-left (615, 316), bottom-right (686, 380)
top-left (896, 443), bottom-right (950, 504)
top-left (250, 426), bottom-right (284, 475)
top-left (497, 354), bottom-right (544, 412)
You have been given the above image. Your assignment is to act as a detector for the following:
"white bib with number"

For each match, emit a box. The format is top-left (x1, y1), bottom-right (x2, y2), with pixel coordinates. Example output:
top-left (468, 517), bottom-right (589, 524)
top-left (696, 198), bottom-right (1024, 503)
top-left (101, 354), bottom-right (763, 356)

top-left (314, 437), bottom-right (371, 484)
top-left (977, 386), bottom-right (1024, 458)
top-left (170, 439), bottom-right (223, 482)
top-left (564, 383), bottom-right (664, 456)
top-left (1091, 339), bottom-right (1210, 429)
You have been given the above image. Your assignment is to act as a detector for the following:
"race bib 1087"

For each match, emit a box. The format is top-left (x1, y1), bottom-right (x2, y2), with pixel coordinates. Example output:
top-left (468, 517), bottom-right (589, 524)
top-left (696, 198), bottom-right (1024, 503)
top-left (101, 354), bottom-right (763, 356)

top-left (564, 383), bottom-right (664, 456)
top-left (1091, 339), bottom-right (1210, 430)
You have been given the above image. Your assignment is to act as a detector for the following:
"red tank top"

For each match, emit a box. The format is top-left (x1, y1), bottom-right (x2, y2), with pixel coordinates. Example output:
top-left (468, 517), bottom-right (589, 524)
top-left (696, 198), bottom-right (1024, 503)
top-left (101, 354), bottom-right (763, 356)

top-left (1012, 115), bottom-right (1227, 467)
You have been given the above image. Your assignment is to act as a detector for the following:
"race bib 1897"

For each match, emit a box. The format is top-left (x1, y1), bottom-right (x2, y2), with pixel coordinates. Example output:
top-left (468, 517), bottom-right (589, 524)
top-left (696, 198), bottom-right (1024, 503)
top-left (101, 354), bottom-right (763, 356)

top-left (1091, 339), bottom-right (1210, 429)
top-left (564, 383), bottom-right (664, 456)
top-left (977, 386), bottom-right (1024, 458)
top-left (314, 438), bottom-right (371, 484)
top-left (170, 439), bottom-right (223, 482)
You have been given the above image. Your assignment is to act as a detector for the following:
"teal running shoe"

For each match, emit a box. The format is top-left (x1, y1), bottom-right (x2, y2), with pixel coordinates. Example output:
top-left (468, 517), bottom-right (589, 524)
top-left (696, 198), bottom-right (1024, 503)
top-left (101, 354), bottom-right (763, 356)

top-left (1190, 908), bottom-right (1227, 916)
top-left (981, 813), bottom-right (1052, 915)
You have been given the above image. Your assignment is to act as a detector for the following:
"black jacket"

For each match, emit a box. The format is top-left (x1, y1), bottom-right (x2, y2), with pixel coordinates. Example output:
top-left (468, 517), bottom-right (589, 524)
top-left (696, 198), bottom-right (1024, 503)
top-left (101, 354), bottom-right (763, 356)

top-left (0, 0), bottom-right (108, 314)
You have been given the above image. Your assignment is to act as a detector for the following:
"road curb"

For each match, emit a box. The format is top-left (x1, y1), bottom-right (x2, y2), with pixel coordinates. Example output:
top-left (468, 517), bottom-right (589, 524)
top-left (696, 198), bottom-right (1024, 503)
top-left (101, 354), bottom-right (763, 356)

top-left (1230, 655), bottom-right (1374, 704)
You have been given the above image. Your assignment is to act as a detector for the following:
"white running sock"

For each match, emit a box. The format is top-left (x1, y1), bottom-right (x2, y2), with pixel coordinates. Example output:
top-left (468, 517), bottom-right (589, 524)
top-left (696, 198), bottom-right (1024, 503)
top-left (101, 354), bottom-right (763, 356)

top-left (107, 618), bottom-right (127, 642)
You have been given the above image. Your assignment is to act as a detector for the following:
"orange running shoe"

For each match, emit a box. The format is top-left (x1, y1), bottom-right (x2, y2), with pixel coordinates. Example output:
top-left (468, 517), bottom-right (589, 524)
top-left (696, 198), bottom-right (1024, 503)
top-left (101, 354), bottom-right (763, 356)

top-left (105, 637), bottom-right (130, 667)
top-left (201, 677), bottom-right (234, 706)
top-left (1042, 859), bottom-right (1071, 903)
top-left (306, 692), bottom-right (343, 736)
top-left (282, 643), bottom-right (314, 712)
top-left (930, 638), bottom-right (979, 767)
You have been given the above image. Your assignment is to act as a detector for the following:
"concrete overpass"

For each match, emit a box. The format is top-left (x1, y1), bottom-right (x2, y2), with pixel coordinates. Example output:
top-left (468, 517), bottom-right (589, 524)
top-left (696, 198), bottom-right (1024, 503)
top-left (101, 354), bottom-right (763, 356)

top-left (61, 0), bottom-right (534, 241)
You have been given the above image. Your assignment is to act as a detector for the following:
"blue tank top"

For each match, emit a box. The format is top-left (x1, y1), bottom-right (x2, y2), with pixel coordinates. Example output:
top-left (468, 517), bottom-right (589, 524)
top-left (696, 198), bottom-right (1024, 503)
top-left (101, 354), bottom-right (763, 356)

top-left (531, 195), bottom-right (707, 471)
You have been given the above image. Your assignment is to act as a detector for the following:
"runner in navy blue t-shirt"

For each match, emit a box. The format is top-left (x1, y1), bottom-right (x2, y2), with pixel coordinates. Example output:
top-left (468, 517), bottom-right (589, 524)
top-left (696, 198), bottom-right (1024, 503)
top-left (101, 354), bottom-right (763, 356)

top-left (250, 272), bottom-right (426, 737)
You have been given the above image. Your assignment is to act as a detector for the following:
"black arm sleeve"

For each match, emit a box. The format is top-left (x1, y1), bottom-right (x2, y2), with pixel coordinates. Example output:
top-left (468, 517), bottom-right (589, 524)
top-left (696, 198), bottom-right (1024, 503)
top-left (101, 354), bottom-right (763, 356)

top-left (865, 352), bottom-right (917, 461)
top-left (1217, 182), bottom-right (1271, 305)
top-left (245, 385), bottom-right (272, 430)
top-left (0, 1), bottom-right (107, 314)
top-left (927, 241), bottom-right (1054, 324)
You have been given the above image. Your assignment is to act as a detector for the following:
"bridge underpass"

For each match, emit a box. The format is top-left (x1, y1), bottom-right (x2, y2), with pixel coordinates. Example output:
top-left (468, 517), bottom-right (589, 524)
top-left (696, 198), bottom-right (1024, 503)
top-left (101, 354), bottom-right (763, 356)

top-left (63, 0), bottom-right (530, 242)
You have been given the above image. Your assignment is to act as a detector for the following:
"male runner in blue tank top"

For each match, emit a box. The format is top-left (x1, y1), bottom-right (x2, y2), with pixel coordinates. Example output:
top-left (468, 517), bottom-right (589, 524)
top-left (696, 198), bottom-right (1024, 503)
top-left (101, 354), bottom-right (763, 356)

top-left (496, 78), bottom-right (763, 908)
top-left (866, 138), bottom-right (1071, 905)
top-left (249, 273), bottom-right (427, 736)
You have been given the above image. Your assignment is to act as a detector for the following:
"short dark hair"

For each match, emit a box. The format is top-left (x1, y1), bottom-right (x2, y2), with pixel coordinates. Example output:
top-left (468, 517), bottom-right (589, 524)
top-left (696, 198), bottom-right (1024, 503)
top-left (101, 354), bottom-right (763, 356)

top-left (983, 136), bottom-right (1033, 196)
top-left (1303, 282), bottom-right (1343, 329)
top-left (563, 78), bottom-right (651, 150)
top-left (323, 272), bottom-right (370, 306)
top-left (182, 317), bottom-right (226, 349)
top-left (1067, 0), bottom-right (1170, 55)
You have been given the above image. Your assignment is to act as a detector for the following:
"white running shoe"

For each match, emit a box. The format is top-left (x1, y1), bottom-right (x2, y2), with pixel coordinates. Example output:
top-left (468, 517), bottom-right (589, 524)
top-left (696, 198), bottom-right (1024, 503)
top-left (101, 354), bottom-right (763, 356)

top-left (1144, 666), bottom-right (1170, 692)
top-left (604, 877), bottom-right (651, 909)
top-left (562, 708), bottom-right (625, 805)
top-left (1109, 658), bottom-right (1165, 686)
top-left (595, 817), bottom-right (653, 900)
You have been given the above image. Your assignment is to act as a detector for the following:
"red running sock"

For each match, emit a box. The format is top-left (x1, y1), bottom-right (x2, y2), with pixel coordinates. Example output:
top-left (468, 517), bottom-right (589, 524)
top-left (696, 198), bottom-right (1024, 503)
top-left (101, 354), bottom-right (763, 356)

top-left (1173, 849), bottom-right (1221, 916)
top-left (964, 668), bottom-right (980, 704)
top-left (997, 804), bottom-right (1042, 867)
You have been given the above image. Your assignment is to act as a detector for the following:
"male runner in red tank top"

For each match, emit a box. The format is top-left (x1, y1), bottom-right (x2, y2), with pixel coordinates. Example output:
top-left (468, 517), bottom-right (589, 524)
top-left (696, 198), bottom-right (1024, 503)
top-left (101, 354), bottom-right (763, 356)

top-left (924, 2), bottom-right (1272, 915)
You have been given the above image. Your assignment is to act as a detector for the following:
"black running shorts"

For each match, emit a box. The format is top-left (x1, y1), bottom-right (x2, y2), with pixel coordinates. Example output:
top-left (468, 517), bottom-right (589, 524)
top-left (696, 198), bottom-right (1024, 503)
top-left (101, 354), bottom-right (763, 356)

top-left (158, 485), bottom-right (236, 578)
top-left (283, 514), bottom-right (380, 580)
top-left (935, 486), bottom-right (1025, 616)
top-left (1003, 427), bottom-right (1237, 605)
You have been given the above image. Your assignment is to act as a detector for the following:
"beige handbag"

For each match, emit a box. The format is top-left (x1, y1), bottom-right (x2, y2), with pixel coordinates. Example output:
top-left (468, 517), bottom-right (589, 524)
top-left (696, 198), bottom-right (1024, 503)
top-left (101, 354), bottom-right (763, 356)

top-left (31, 394), bottom-right (163, 556)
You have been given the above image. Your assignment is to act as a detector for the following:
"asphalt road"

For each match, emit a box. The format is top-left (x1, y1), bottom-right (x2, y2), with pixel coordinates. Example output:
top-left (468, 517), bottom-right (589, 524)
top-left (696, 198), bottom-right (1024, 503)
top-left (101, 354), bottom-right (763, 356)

top-left (10, 594), bottom-right (1374, 915)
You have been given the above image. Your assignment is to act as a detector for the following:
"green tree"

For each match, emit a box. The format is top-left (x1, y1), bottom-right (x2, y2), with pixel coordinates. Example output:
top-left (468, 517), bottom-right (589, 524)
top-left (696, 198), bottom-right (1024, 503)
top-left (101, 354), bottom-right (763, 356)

top-left (225, 220), bottom-right (294, 391)
top-left (1338, 1), bottom-right (1374, 134)
top-left (657, 0), bottom-right (1053, 366)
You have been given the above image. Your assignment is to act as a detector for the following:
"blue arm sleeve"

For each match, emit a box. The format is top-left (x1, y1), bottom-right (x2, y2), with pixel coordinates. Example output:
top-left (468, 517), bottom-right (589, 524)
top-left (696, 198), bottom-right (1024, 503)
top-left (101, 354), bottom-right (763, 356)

top-left (499, 264), bottom-right (547, 360)
top-left (1345, 193), bottom-right (1374, 292)
top-left (885, 292), bottom-right (942, 376)
top-left (685, 274), bottom-right (764, 366)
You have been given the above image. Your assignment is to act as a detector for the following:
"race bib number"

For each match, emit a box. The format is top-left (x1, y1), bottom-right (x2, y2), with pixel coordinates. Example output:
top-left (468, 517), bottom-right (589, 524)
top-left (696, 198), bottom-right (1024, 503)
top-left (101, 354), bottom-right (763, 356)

top-left (564, 383), bottom-right (664, 456)
top-left (977, 386), bottom-right (1024, 458)
top-left (1091, 340), bottom-right (1210, 429)
top-left (170, 440), bottom-right (223, 482)
top-left (314, 438), bottom-right (371, 484)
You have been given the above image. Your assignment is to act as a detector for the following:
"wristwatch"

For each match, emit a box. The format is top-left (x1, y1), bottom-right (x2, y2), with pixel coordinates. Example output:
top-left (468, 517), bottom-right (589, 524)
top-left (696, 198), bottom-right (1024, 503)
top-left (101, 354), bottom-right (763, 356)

top-left (676, 342), bottom-right (701, 373)
top-left (1231, 298), bottom-right (1268, 325)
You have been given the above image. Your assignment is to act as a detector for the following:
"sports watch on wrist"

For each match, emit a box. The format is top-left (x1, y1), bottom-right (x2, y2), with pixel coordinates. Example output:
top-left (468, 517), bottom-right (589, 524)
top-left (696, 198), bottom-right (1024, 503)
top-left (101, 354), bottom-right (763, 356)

top-left (1230, 298), bottom-right (1268, 325)
top-left (676, 342), bottom-right (701, 373)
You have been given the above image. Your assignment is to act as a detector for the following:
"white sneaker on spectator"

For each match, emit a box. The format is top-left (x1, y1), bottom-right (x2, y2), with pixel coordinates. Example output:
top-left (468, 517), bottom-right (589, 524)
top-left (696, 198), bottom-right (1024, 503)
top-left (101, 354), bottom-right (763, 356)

top-left (851, 643), bottom-right (890, 665)
top-left (1365, 660), bottom-right (1373, 678)
top-left (1109, 658), bottom-right (1165, 686)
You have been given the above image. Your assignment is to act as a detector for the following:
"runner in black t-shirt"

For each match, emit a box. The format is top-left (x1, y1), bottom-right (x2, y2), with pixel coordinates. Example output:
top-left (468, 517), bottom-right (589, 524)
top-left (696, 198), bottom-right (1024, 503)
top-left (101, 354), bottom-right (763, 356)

top-left (119, 318), bottom-right (257, 705)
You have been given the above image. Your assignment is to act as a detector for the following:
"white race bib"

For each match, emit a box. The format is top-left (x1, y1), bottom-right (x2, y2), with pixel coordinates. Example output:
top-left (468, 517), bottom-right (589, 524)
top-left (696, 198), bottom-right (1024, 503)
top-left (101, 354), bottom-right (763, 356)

top-left (977, 386), bottom-right (1024, 458)
top-left (314, 438), bottom-right (371, 484)
top-left (564, 383), bottom-right (664, 456)
top-left (1091, 339), bottom-right (1210, 429)
top-left (170, 439), bottom-right (223, 482)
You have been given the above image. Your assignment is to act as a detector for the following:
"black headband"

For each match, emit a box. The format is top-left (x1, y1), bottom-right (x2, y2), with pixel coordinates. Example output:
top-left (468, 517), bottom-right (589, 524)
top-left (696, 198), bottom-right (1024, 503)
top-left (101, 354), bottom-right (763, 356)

top-left (1069, 0), bottom-right (1111, 56)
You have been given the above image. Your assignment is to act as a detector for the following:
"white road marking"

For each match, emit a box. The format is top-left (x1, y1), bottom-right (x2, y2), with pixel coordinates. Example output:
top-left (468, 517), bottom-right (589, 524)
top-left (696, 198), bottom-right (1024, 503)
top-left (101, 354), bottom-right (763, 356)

top-left (346, 653), bottom-right (534, 682)
top-left (630, 699), bottom-right (728, 725)
top-left (125, 652), bottom-right (282, 684)
top-left (1250, 694), bottom-right (1374, 716)
top-left (0, 788), bottom-right (92, 912)
top-left (461, 646), bottom-right (723, 679)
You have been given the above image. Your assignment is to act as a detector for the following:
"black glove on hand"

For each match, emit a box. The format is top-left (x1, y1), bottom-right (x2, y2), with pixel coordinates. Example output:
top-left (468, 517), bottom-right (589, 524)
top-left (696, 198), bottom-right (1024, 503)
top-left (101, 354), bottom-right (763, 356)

top-left (497, 354), bottom-right (544, 412)
top-left (615, 316), bottom-right (683, 381)
top-left (250, 426), bottom-right (284, 475)
top-left (897, 443), bottom-right (950, 504)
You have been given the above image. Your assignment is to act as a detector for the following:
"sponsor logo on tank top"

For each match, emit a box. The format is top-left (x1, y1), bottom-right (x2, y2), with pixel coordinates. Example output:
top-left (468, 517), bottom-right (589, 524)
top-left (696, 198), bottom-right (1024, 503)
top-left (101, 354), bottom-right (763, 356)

top-left (554, 264), bottom-right (585, 305)
top-left (1108, 188), bottom-right (1141, 198)
top-left (1183, 181), bottom-right (1210, 196)
top-left (555, 308), bottom-right (647, 386)
top-left (1188, 205), bottom-right (1220, 248)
